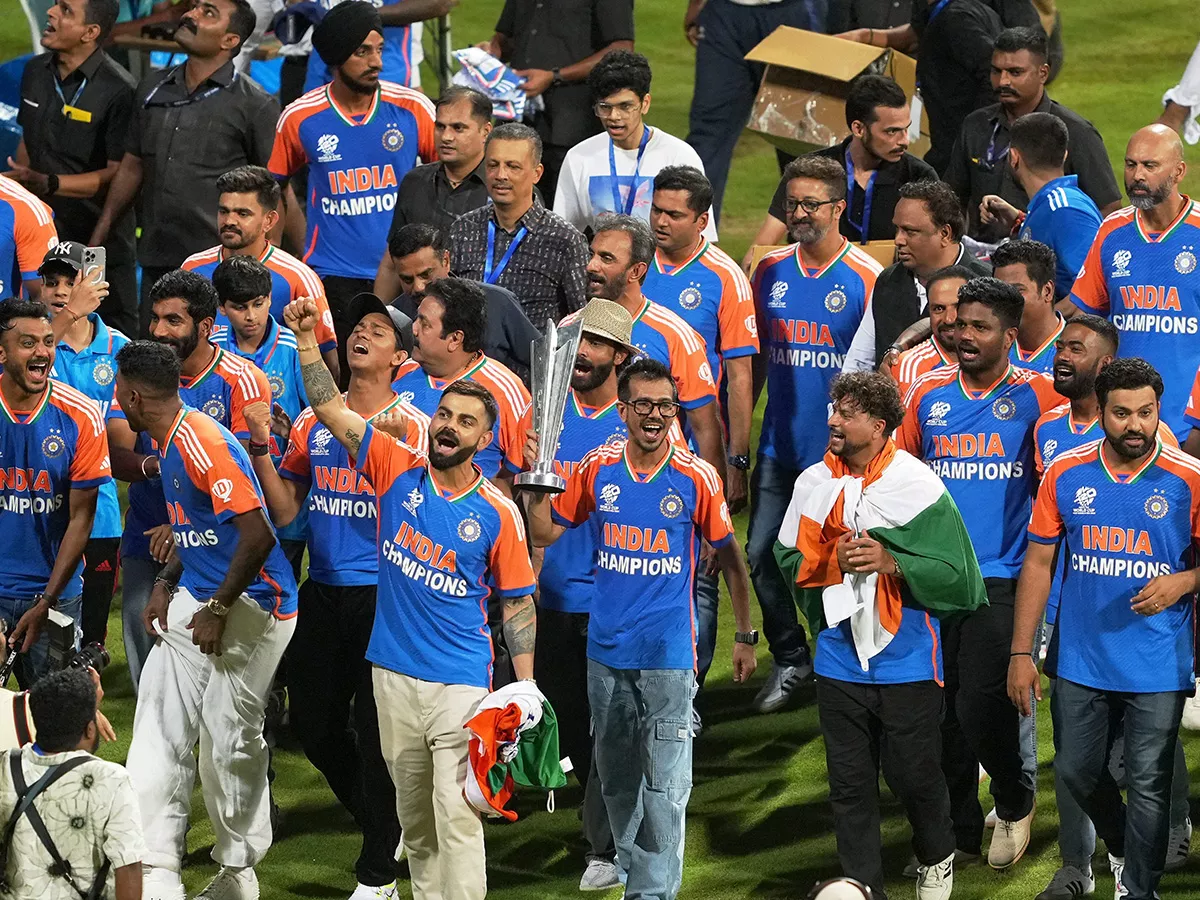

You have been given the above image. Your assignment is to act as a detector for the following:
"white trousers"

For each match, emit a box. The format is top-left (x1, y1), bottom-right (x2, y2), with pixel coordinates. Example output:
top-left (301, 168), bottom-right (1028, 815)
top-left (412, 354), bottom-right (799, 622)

top-left (127, 588), bottom-right (295, 871)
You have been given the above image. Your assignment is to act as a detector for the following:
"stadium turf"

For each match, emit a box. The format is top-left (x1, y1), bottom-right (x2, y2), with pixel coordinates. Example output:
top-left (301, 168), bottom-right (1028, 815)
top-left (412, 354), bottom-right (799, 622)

top-left (3, 1), bottom-right (1200, 896)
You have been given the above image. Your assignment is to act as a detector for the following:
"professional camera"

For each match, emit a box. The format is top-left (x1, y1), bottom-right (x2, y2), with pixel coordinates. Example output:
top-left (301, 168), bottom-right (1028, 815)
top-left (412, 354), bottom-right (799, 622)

top-left (0, 608), bottom-right (111, 687)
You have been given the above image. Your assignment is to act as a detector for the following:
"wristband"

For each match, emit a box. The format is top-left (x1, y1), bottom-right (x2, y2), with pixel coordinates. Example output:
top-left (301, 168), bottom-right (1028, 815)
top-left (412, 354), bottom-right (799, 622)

top-left (248, 440), bottom-right (271, 457)
top-left (153, 575), bottom-right (178, 593)
top-left (140, 455), bottom-right (159, 479)
top-left (45, 172), bottom-right (59, 197)
top-left (295, 343), bottom-right (320, 354)
top-left (1009, 650), bottom-right (1033, 658)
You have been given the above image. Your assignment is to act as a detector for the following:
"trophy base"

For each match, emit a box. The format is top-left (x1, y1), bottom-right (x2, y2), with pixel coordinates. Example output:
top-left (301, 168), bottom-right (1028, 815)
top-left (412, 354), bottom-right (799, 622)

top-left (515, 471), bottom-right (567, 494)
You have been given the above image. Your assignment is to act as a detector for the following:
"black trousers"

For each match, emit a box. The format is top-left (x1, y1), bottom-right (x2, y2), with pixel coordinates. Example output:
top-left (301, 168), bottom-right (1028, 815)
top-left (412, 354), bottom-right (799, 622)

top-left (817, 675), bottom-right (955, 899)
top-left (534, 607), bottom-right (615, 863)
top-left (288, 579), bottom-right (400, 886)
top-left (321, 275), bottom-right (375, 388)
top-left (80, 537), bottom-right (120, 646)
top-left (940, 578), bottom-right (1036, 853)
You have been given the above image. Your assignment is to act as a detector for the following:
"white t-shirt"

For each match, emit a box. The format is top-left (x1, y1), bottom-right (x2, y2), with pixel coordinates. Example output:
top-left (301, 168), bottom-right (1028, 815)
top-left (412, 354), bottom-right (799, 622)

top-left (554, 126), bottom-right (719, 240)
top-left (1164, 39), bottom-right (1200, 145)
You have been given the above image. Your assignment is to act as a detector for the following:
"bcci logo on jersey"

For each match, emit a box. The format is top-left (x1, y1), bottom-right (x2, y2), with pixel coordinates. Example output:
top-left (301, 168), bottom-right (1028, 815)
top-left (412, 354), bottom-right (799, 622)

top-left (660, 492), bottom-right (683, 519)
top-left (678, 286), bottom-right (702, 311)
top-left (768, 281), bottom-right (788, 308)
top-left (92, 360), bottom-right (114, 387)
top-left (925, 401), bottom-right (951, 427)
top-left (1176, 248), bottom-right (1197, 275)
top-left (824, 288), bottom-right (848, 314)
top-left (1111, 249), bottom-right (1132, 278)
top-left (403, 486), bottom-right (424, 514)
top-left (312, 427), bottom-right (334, 456)
top-left (1145, 493), bottom-right (1170, 519)
top-left (599, 483), bottom-right (621, 513)
top-left (317, 133), bottom-right (342, 163)
top-left (382, 127), bottom-right (405, 152)
top-left (268, 375), bottom-right (285, 399)
top-left (1073, 486), bottom-right (1098, 516)
top-left (458, 516), bottom-right (482, 542)
top-left (1042, 439), bottom-right (1058, 463)
top-left (41, 431), bottom-right (65, 458)
top-left (992, 397), bottom-right (1016, 421)
top-left (202, 398), bottom-right (227, 421)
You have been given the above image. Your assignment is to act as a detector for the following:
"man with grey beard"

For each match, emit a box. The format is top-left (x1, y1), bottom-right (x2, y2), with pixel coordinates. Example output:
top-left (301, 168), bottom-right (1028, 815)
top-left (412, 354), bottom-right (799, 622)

top-left (1067, 124), bottom-right (1200, 443)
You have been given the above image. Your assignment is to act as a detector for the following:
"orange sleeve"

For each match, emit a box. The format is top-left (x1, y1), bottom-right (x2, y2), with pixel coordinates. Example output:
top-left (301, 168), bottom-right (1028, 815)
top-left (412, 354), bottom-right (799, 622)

top-left (1028, 464), bottom-right (1064, 542)
top-left (550, 451), bottom-right (600, 526)
top-left (669, 328), bottom-right (718, 409)
top-left (268, 111), bottom-right (308, 179)
top-left (15, 202), bottom-right (57, 282)
top-left (690, 461), bottom-right (735, 547)
top-left (501, 400), bottom-right (532, 474)
top-left (67, 405), bottom-right (111, 488)
top-left (715, 264), bottom-right (759, 356)
top-left (1031, 374), bottom-right (1064, 415)
top-left (1068, 229), bottom-right (1110, 315)
top-left (228, 365), bottom-right (272, 440)
top-left (1159, 421), bottom-right (1180, 449)
top-left (485, 493), bottom-right (536, 597)
top-left (179, 421), bottom-right (263, 520)
top-left (356, 422), bottom-right (423, 495)
top-left (1033, 419), bottom-right (1048, 480)
top-left (279, 414), bottom-right (314, 482)
top-left (896, 384), bottom-right (926, 457)
top-left (415, 100), bottom-right (437, 163)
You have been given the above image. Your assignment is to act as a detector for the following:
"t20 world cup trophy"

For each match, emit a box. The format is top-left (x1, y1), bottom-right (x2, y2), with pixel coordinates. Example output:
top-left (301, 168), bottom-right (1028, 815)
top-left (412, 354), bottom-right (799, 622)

top-left (515, 318), bottom-right (583, 493)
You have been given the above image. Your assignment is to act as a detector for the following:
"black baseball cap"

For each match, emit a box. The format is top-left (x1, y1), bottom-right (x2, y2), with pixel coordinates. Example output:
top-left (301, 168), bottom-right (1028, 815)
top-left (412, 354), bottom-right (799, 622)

top-left (39, 241), bottom-right (86, 276)
top-left (347, 292), bottom-right (413, 355)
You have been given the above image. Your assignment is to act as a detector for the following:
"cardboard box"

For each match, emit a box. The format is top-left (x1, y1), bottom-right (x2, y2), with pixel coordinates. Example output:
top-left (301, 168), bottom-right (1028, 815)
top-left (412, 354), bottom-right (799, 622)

top-left (749, 240), bottom-right (895, 277)
top-left (744, 27), bottom-right (931, 159)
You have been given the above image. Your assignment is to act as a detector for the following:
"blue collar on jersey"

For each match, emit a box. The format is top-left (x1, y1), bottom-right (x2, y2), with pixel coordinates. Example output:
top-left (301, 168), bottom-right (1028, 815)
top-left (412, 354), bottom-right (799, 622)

top-left (56, 312), bottom-right (112, 359)
top-left (219, 312), bottom-right (282, 369)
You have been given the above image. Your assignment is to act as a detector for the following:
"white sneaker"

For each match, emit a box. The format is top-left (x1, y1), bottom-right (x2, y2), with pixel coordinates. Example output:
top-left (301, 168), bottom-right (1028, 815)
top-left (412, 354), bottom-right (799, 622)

top-left (1036, 864), bottom-right (1096, 899)
top-left (1166, 816), bottom-right (1192, 871)
top-left (903, 848), bottom-right (978, 879)
top-left (988, 805), bottom-right (1034, 870)
top-left (1108, 854), bottom-right (1127, 900)
top-left (916, 853), bottom-right (953, 900)
top-left (144, 866), bottom-right (186, 900)
top-left (579, 859), bottom-right (621, 891)
top-left (985, 806), bottom-right (998, 828)
top-left (1182, 680), bottom-right (1200, 731)
top-left (194, 867), bottom-right (260, 900)
top-left (348, 883), bottom-right (398, 900)
top-left (752, 660), bottom-right (812, 713)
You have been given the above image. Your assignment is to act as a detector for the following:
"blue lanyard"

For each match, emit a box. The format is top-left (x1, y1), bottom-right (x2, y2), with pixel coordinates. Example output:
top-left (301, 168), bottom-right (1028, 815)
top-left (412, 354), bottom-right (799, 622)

top-left (982, 120), bottom-right (1009, 170)
top-left (843, 147), bottom-right (877, 244)
top-left (53, 72), bottom-right (87, 111)
top-left (927, 0), bottom-right (953, 22)
top-left (484, 220), bottom-right (527, 284)
top-left (609, 126), bottom-right (651, 216)
top-left (143, 64), bottom-right (233, 108)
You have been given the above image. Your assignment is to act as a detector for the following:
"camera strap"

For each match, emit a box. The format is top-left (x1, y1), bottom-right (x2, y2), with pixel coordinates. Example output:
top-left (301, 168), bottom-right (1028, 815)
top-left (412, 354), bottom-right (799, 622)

top-left (2, 749), bottom-right (112, 900)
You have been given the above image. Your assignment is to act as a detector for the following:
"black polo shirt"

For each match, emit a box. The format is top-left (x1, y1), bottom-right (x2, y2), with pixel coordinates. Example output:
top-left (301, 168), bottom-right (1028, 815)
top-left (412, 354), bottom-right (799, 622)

top-left (18, 48), bottom-right (137, 261)
top-left (127, 60), bottom-right (279, 268)
top-left (944, 92), bottom-right (1121, 244)
top-left (388, 160), bottom-right (490, 235)
top-left (826, 0), bottom-right (913, 31)
top-left (768, 137), bottom-right (939, 243)
top-left (495, 0), bottom-right (634, 148)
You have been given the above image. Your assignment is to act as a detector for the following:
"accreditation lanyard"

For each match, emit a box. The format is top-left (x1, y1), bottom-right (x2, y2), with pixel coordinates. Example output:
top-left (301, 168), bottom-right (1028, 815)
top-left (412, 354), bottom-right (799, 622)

top-left (843, 147), bottom-right (877, 244)
top-left (484, 220), bottom-right (527, 284)
top-left (927, 0), bottom-right (953, 22)
top-left (143, 65), bottom-right (233, 108)
top-left (609, 126), bottom-right (651, 216)
top-left (981, 120), bottom-right (1009, 171)
top-left (53, 72), bottom-right (87, 113)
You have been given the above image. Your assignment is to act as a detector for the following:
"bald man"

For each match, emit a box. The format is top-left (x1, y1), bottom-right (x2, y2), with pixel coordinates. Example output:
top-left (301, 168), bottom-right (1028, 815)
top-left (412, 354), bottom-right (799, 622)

top-left (1067, 125), bottom-right (1200, 441)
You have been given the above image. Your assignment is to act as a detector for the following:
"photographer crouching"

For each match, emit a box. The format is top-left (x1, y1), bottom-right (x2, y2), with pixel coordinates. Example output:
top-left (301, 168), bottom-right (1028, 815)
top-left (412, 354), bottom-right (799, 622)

top-left (0, 666), bottom-right (144, 900)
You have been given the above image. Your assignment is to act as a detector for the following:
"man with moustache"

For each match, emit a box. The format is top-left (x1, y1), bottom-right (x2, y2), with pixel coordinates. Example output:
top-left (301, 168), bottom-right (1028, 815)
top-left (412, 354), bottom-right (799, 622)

top-left (287, 295), bottom-right (537, 900)
top-left (183, 166), bottom-right (340, 381)
top-left (899, 277), bottom-right (1061, 871)
top-left (750, 156), bottom-right (881, 714)
top-left (270, 1), bottom-right (435, 380)
top-left (89, 0), bottom-right (279, 332)
top-left (1069, 125), bottom-right (1200, 444)
top-left (1011, 358), bottom-right (1200, 900)
top-left (115, 270), bottom-right (271, 689)
top-left (893, 265), bottom-right (972, 396)
top-left (744, 75), bottom-right (938, 262)
top-left (246, 295), bottom-right (427, 900)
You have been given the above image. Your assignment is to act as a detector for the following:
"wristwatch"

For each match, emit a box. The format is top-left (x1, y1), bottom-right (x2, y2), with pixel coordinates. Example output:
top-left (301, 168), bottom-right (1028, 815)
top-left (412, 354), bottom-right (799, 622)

top-left (32, 592), bottom-right (58, 610)
top-left (727, 454), bottom-right (750, 471)
top-left (203, 597), bottom-right (231, 618)
top-left (734, 630), bottom-right (759, 646)
top-left (551, 67), bottom-right (564, 87)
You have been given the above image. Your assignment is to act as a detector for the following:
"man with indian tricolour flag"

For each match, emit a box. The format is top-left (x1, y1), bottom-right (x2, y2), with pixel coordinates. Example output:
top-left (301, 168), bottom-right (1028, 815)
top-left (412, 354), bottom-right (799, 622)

top-left (774, 371), bottom-right (986, 900)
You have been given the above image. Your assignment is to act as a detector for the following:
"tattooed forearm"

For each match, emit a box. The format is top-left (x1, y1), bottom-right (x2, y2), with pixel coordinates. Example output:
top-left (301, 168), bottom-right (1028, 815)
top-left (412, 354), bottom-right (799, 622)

top-left (345, 429), bottom-right (361, 455)
top-left (301, 359), bottom-right (340, 408)
top-left (502, 595), bottom-right (537, 659)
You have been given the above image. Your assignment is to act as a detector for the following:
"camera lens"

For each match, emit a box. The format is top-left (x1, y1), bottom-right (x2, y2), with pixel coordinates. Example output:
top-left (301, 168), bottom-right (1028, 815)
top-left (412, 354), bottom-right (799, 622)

top-left (69, 642), bottom-right (111, 674)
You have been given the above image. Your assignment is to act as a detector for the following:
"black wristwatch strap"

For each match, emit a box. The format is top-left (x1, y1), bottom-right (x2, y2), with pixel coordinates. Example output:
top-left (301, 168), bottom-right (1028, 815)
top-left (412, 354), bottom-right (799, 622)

top-left (727, 454), bottom-right (750, 471)
top-left (248, 440), bottom-right (271, 457)
top-left (735, 630), bottom-right (759, 645)
top-left (45, 173), bottom-right (59, 197)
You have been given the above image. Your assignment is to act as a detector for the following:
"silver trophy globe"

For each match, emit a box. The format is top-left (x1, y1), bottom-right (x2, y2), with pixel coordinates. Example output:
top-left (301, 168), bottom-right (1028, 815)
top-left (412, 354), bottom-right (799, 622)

top-left (515, 318), bottom-right (583, 494)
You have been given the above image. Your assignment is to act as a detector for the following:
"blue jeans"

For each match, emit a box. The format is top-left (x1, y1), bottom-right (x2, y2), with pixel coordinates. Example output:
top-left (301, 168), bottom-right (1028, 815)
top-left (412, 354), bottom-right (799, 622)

top-left (746, 456), bottom-right (809, 667)
top-left (694, 570), bottom-right (719, 686)
top-left (1053, 678), bottom-right (1186, 900)
top-left (0, 594), bottom-right (82, 687)
top-left (587, 661), bottom-right (696, 900)
top-left (121, 556), bottom-right (162, 691)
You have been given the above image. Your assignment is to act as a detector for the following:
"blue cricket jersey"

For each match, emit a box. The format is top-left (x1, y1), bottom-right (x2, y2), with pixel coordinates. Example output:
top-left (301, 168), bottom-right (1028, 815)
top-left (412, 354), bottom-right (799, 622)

top-left (1019, 174), bottom-right (1103, 299)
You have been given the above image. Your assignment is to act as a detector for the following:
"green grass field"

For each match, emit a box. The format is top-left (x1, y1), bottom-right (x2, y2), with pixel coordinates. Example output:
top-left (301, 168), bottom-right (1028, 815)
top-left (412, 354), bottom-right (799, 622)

top-left (5, 2), bottom-right (1200, 898)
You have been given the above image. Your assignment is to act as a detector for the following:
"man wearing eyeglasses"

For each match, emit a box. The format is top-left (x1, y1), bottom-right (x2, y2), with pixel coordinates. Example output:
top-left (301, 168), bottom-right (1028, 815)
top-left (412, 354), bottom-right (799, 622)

top-left (553, 50), bottom-right (716, 239)
top-left (748, 155), bottom-right (882, 715)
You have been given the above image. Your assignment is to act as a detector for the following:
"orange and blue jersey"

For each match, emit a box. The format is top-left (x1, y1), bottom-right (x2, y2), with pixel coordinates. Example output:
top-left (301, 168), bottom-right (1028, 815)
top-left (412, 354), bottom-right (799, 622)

top-left (895, 336), bottom-right (954, 398)
top-left (1069, 198), bottom-right (1200, 440)
top-left (50, 315), bottom-right (129, 541)
top-left (123, 348), bottom-right (272, 561)
top-left (1034, 402), bottom-right (1178, 625)
top-left (816, 606), bottom-right (943, 687)
top-left (280, 395), bottom-right (428, 586)
top-left (753, 239), bottom-right (881, 469)
top-left (1030, 438), bottom-right (1200, 692)
top-left (391, 354), bottom-right (531, 478)
top-left (898, 364), bottom-right (1061, 578)
top-left (0, 380), bottom-right (111, 599)
top-left (355, 422), bottom-right (536, 688)
top-left (0, 178), bottom-right (57, 300)
top-left (625, 297), bottom-right (718, 412)
top-left (269, 82), bottom-right (436, 281)
top-left (551, 441), bottom-right (734, 670)
top-left (1009, 313), bottom-right (1066, 375)
top-left (212, 315), bottom-right (309, 543)
top-left (184, 243), bottom-right (338, 354)
top-left (641, 241), bottom-right (759, 386)
top-left (158, 408), bottom-right (297, 618)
